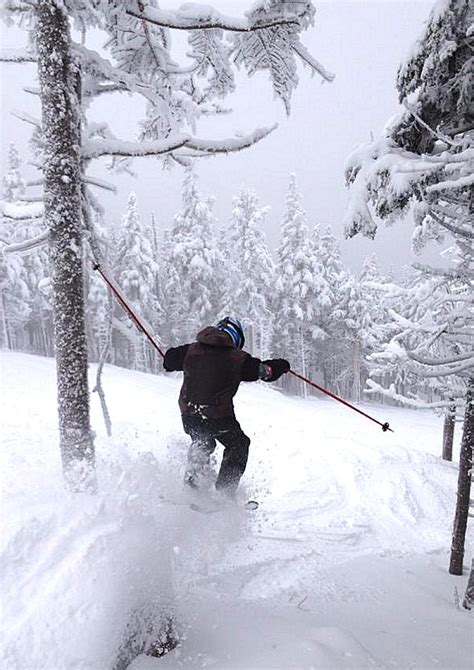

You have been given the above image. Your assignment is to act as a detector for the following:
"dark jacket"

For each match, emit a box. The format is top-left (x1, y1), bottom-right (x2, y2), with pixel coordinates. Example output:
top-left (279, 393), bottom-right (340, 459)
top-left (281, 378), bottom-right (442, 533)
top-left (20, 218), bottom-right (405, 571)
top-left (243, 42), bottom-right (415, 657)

top-left (164, 326), bottom-right (264, 419)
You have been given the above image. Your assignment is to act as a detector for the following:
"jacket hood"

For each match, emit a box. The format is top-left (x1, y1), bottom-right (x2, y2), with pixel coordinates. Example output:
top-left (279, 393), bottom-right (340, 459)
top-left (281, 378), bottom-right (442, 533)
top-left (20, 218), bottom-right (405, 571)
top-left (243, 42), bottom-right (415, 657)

top-left (197, 326), bottom-right (234, 348)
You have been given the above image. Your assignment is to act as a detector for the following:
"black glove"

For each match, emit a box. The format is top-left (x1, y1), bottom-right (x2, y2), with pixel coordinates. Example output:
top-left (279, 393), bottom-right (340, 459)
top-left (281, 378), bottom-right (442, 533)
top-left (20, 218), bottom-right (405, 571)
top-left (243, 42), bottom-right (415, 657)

top-left (261, 358), bottom-right (290, 382)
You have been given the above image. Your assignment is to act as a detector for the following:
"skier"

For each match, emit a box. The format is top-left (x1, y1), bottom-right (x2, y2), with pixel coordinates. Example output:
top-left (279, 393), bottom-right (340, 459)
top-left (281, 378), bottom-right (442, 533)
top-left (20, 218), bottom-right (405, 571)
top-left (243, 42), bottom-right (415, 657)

top-left (163, 317), bottom-right (290, 496)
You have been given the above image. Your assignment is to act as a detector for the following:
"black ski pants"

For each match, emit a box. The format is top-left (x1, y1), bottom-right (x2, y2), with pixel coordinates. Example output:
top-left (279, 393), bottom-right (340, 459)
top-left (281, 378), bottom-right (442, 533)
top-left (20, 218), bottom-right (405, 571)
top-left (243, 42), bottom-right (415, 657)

top-left (181, 414), bottom-right (250, 494)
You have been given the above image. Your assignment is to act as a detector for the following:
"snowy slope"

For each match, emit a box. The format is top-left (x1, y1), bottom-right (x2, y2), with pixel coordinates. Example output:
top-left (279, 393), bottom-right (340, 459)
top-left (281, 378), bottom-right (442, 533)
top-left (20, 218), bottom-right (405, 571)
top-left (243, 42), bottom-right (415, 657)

top-left (1, 351), bottom-right (472, 669)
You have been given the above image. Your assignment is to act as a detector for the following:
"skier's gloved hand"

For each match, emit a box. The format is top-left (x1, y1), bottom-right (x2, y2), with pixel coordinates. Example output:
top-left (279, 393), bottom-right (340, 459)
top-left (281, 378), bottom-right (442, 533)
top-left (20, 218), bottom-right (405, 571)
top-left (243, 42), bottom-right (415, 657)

top-left (260, 358), bottom-right (290, 382)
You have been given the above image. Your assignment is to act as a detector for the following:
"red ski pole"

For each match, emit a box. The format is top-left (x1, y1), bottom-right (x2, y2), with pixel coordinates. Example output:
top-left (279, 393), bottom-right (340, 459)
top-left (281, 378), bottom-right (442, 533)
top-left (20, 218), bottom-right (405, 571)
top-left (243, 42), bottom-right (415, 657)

top-left (289, 369), bottom-right (393, 432)
top-left (93, 263), bottom-right (165, 359)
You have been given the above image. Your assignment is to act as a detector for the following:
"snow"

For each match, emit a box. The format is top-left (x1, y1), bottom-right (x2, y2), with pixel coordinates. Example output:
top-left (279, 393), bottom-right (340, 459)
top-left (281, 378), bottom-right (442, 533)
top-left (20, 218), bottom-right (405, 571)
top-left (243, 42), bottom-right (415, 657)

top-left (1, 351), bottom-right (473, 669)
top-left (0, 199), bottom-right (44, 220)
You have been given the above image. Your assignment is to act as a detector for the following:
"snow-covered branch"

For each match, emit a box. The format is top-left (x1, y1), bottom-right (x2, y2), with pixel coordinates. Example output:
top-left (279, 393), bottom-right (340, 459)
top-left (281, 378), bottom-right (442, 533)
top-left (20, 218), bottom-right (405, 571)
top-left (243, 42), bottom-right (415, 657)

top-left (365, 379), bottom-right (464, 410)
top-left (408, 351), bottom-right (474, 366)
top-left (82, 135), bottom-right (190, 159)
top-left (2, 231), bottom-right (49, 254)
top-left (82, 175), bottom-right (117, 193)
top-left (82, 126), bottom-right (275, 159)
top-left (402, 100), bottom-right (460, 148)
top-left (429, 207), bottom-right (474, 240)
top-left (11, 109), bottom-right (41, 129)
top-left (1, 200), bottom-right (44, 220)
top-left (427, 173), bottom-right (474, 193)
top-left (412, 262), bottom-right (474, 279)
top-left (410, 359), bottom-right (474, 378)
top-left (0, 48), bottom-right (36, 63)
top-left (292, 41), bottom-right (335, 83)
top-left (73, 44), bottom-right (158, 105)
top-left (125, 3), bottom-right (301, 32)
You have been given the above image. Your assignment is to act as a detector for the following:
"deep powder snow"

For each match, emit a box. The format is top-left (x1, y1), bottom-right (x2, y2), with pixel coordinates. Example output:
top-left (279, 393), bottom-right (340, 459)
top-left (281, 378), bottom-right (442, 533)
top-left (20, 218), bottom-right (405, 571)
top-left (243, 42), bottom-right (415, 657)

top-left (1, 351), bottom-right (472, 669)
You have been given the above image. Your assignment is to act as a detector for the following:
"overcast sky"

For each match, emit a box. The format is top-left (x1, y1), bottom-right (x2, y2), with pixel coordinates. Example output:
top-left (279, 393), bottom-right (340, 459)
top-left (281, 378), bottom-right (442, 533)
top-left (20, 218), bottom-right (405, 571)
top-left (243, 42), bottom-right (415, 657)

top-left (1, 0), bottom-right (436, 272)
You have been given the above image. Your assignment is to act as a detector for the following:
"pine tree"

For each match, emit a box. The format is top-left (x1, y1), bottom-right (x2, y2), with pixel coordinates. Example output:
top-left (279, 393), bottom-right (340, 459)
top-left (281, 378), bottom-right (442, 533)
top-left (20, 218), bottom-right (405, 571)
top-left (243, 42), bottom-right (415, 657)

top-left (114, 192), bottom-right (160, 371)
top-left (344, 0), bottom-right (473, 411)
top-left (2, 143), bottom-right (25, 202)
top-left (165, 170), bottom-right (221, 344)
top-left (311, 225), bottom-right (346, 390)
top-left (337, 273), bottom-right (377, 401)
top-left (273, 174), bottom-right (317, 393)
top-left (229, 186), bottom-right (274, 357)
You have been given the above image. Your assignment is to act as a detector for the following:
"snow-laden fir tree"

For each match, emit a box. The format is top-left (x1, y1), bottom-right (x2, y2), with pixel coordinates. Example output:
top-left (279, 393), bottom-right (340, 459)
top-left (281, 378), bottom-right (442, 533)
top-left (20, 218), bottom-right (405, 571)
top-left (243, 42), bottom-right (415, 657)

top-left (2, 0), bottom-right (332, 493)
top-left (273, 174), bottom-right (318, 394)
top-left (343, 0), bottom-right (473, 575)
top-left (310, 225), bottom-right (346, 390)
top-left (2, 143), bottom-right (25, 202)
top-left (344, 0), bottom-right (473, 410)
top-left (228, 186), bottom-right (275, 358)
top-left (214, 226), bottom-right (235, 322)
top-left (165, 170), bottom-right (221, 344)
top-left (337, 273), bottom-right (379, 401)
top-left (356, 254), bottom-right (403, 403)
top-left (114, 192), bottom-right (160, 371)
top-left (0, 144), bottom-right (51, 353)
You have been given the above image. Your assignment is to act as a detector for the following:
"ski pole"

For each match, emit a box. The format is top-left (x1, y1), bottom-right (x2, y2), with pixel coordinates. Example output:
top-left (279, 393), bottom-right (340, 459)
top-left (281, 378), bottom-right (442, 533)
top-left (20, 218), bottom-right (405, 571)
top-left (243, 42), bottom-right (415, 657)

top-left (93, 263), bottom-right (165, 359)
top-left (289, 369), bottom-right (393, 433)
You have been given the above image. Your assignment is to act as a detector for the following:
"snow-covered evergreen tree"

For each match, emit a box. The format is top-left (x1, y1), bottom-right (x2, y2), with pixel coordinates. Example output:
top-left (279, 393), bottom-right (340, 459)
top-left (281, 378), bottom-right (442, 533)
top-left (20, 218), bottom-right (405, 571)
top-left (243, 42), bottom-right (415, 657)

top-left (2, 143), bottom-right (25, 202)
top-left (309, 225), bottom-right (346, 390)
top-left (114, 192), bottom-right (160, 371)
top-left (214, 226), bottom-right (236, 323)
top-left (344, 0), bottom-right (473, 411)
top-left (228, 186), bottom-right (274, 357)
top-left (273, 174), bottom-right (317, 393)
top-left (165, 170), bottom-right (221, 344)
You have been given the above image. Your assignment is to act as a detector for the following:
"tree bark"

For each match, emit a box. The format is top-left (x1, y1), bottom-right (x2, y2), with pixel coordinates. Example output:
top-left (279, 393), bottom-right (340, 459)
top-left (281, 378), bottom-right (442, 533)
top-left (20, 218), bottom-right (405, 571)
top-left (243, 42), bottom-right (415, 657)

top-left (449, 378), bottom-right (473, 575)
top-left (36, 0), bottom-right (95, 491)
top-left (442, 401), bottom-right (456, 461)
top-left (462, 558), bottom-right (474, 610)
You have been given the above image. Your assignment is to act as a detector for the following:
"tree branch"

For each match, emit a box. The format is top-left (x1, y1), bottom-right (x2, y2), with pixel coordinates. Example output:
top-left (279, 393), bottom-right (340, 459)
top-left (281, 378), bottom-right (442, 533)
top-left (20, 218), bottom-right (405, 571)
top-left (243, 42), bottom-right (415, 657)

top-left (427, 173), bottom-right (474, 193)
top-left (0, 48), bottom-right (36, 63)
top-left (412, 262), bottom-right (474, 279)
top-left (82, 125), bottom-right (275, 159)
top-left (408, 351), bottom-right (474, 366)
top-left (403, 100), bottom-right (461, 148)
top-left (429, 207), bottom-right (474, 240)
top-left (11, 109), bottom-right (42, 129)
top-left (292, 40), bottom-right (335, 83)
top-left (126, 3), bottom-right (301, 32)
top-left (82, 174), bottom-right (117, 193)
top-left (2, 231), bottom-right (49, 254)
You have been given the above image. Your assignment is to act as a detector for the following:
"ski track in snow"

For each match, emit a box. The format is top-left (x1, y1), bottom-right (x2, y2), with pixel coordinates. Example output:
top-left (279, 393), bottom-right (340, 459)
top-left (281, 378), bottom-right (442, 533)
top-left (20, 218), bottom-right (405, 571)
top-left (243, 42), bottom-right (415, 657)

top-left (0, 351), bottom-right (472, 669)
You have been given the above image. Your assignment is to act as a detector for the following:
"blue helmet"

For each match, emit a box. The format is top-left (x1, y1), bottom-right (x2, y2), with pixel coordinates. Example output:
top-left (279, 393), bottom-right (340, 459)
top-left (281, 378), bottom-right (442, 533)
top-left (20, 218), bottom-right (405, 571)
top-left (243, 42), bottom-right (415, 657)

top-left (216, 316), bottom-right (245, 349)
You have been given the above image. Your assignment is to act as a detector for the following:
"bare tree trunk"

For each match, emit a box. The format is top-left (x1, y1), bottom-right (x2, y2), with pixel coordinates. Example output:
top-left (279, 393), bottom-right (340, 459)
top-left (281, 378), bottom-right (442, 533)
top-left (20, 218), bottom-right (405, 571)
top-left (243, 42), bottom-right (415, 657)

top-left (352, 341), bottom-right (361, 402)
top-left (36, 0), bottom-right (95, 492)
top-left (442, 401), bottom-right (456, 461)
top-left (300, 326), bottom-right (307, 398)
top-left (93, 289), bottom-right (113, 436)
top-left (0, 289), bottom-right (9, 349)
top-left (449, 379), bottom-right (473, 575)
